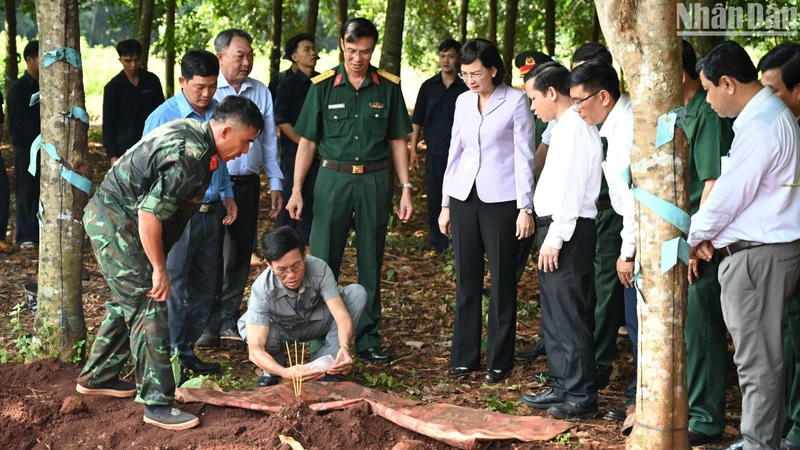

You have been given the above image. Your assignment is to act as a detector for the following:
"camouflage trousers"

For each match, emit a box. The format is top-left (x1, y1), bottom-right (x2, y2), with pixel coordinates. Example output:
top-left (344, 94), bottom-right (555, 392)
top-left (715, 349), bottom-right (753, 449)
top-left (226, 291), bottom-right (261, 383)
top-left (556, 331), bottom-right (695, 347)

top-left (77, 196), bottom-right (175, 406)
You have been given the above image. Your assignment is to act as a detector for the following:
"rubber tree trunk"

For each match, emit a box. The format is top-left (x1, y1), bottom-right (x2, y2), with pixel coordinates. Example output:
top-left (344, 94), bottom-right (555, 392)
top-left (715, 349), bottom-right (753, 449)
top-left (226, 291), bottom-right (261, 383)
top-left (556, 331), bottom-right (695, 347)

top-left (337, 0), bottom-right (347, 62)
top-left (501, 0), bottom-right (518, 86)
top-left (137, 0), bottom-right (155, 70)
top-left (488, 0), bottom-right (497, 43)
top-left (594, 0), bottom-right (690, 448)
top-left (5, 0), bottom-right (17, 143)
top-left (379, 0), bottom-right (405, 76)
top-left (164, 0), bottom-right (175, 97)
top-left (270, 0), bottom-right (282, 81)
top-left (306, 0), bottom-right (319, 36)
top-left (687, 0), bottom-right (722, 55)
top-left (459, 0), bottom-right (468, 43)
top-left (34, 0), bottom-right (89, 362)
top-left (544, 0), bottom-right (555, 55)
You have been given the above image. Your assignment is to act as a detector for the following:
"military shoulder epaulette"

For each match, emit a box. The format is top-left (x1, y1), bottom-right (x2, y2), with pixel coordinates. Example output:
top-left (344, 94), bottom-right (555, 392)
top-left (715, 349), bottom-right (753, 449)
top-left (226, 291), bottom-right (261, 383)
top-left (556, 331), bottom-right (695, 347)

top-left (377, 69), bottom-right (400, 84)
top-left (311, 70), bottom-right (336, 84)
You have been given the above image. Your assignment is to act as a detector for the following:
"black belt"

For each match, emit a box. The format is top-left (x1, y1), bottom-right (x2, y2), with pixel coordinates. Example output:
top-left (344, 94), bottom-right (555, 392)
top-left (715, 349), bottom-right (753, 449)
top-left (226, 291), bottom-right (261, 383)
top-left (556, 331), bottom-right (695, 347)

top-left (230, 174), bottom-right (260, 182)
top-left (320, 158), bottom-right (388, 174)
top-left (536, 215), bottom-right (594, 227)
top-left (719, 240), bottom-right (766, 257)
top-left (597, 200), bottom-right (613, 211)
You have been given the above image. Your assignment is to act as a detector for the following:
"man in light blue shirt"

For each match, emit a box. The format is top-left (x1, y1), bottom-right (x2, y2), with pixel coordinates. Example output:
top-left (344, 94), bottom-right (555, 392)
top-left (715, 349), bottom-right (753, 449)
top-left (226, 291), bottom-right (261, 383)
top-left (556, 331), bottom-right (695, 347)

top-left (208, 28), bottom-right (283, 342)
top-left (143, 49), bottom-right (237, 374)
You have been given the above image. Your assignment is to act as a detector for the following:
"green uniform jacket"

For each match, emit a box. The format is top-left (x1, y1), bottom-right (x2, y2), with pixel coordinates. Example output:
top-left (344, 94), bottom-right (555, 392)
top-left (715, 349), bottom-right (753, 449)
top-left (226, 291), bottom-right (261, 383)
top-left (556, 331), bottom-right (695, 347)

top-left (294, 63), bottom-right (412, 162)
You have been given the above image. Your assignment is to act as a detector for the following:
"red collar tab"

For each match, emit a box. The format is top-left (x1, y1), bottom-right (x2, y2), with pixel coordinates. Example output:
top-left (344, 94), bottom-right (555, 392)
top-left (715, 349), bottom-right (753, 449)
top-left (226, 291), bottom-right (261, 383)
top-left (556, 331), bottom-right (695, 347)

top-left (210, 155), bottom-right (219, 172)
top-left (333, 74), bottom-right (343, 87)
top-left (371, 72), bottom-right (380, 85)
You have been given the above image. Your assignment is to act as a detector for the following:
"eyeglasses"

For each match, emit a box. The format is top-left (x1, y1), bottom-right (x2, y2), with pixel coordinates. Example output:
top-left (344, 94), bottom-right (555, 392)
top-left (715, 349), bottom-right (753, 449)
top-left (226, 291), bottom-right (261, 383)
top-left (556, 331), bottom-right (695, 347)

top-left (570, 91), bottom-right (601, 109)
top-left (344, 48), bottom-right (374, 58)
top-left (458, 69), bottom-right (489, 81)
top-left (273, 261), bottom-right (304, 276)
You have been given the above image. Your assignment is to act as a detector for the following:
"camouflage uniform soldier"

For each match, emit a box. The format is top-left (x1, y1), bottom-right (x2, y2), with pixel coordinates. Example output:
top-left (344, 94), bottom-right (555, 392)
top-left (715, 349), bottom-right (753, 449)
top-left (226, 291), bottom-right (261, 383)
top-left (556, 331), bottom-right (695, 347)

top-left (75, 96), bottom-right (264, 430)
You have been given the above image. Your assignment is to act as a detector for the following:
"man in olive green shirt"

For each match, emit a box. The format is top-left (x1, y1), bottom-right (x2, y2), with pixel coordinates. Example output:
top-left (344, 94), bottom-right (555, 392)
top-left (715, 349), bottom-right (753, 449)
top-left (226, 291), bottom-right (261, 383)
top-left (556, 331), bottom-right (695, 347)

top-left (758, 42), bottom-right (800, 449)
top-left (286, 18), bottom-right (413, 362)
top-left (682, 40), bottom-right (735, 446)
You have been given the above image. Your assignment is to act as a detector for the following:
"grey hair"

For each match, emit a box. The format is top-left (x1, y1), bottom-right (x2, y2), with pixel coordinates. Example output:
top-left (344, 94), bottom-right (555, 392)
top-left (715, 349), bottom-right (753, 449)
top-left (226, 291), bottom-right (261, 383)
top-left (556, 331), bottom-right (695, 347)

top-left (214, 29), bottom-right (253, 53)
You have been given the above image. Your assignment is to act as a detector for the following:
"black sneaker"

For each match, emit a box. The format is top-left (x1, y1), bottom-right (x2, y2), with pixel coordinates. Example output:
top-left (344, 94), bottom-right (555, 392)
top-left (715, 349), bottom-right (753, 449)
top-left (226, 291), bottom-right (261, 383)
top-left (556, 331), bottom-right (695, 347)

top-left (76, 379), bottom-right (137, 398)
top-left (143, 404), bottom-right (200, 430)
top-left (547, 401), bottom-right (598, 420)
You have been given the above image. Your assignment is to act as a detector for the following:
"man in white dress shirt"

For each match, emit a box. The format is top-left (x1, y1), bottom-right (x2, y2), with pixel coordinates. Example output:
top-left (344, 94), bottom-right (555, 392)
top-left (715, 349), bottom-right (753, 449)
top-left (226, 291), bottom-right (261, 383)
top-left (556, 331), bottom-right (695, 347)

top-left (567, 59), bottom-right (641, 424)
top-left (519, 61), bottom-right (603, 420)
top-left (199, 28), bottom-right (284, 344)
top-left (690, 41), bottom-right (800, 450)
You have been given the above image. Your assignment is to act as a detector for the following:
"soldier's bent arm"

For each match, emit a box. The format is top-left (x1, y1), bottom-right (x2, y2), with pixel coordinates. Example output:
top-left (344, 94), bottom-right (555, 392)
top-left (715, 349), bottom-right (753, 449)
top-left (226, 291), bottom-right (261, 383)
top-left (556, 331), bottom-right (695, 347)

top-left (292, 138), bottom-right (318, 195)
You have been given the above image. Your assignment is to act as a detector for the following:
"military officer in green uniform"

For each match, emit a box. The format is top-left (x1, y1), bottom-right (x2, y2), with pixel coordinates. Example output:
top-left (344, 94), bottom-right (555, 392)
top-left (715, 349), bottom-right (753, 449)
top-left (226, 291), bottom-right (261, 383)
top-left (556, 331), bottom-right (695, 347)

top-left (758, 42), bottom-right (800, 449)
top-left (75, 96), bottom-right (264, 430)
top-left (287, 17), bottom-right (413, 362)
top-left (681, 40), bottom-right (734, 446)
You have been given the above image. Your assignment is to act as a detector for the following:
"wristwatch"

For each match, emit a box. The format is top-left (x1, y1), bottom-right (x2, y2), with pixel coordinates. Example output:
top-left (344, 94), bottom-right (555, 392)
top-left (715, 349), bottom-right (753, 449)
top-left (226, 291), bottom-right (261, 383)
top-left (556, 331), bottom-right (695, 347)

top-left (620, 255), bottom-right (635, 263)
top-left (521, 207), bottom-right (533, 215)
top-left (400, 183), bottom-right (413, 190)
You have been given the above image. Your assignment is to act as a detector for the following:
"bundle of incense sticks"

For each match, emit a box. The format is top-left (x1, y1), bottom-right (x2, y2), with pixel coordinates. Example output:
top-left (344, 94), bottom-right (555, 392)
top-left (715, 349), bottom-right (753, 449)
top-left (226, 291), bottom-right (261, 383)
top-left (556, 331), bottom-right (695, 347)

top-left (286, 341), bottom-right (305, 399)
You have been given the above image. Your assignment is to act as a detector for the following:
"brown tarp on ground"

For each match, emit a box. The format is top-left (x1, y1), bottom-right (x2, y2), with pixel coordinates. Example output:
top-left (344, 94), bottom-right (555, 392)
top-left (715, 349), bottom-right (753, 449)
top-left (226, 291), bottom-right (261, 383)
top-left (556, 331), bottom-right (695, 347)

top-left (176, 381), bottom-right (574, 450)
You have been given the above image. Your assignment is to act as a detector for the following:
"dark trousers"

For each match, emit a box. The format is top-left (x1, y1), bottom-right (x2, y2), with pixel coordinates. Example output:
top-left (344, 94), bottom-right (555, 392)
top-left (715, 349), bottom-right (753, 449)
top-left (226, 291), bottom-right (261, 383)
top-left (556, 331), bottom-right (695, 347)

top-left (14, 148), bottom-right (40, 244)
top-left (686, 256), bottom-right (726, 435)
top-left (516, 235), bottom-right (535, 283)
top-left (624, 285), bottom-right (638, 399)
top-left (276, 155), bottom-right (318, 245)
top-left (786, 283), bottom-right (800, 443)
top-left (426, 153), bottom-right (449, 252)
top-left (592, 208), bottom-right (626, 379)
top-left (0, 154), bottom-right (9, 240)
top-left (208, 175), bottom-right (260, 333)
top-left (166, 203), bottom-right (223, 357)
top-left (539, 218), bottom-right (598, 405)
top-left (449, 188), bottom-right (519, 371)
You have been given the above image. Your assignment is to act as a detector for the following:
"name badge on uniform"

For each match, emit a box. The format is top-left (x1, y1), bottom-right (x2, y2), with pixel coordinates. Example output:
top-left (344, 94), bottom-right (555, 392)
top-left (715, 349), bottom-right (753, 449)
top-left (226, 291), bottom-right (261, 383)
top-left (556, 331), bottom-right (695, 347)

top-left (328, 103), bottom-right (345, 110)
top-left (369, 102), bottom-right (384, 109)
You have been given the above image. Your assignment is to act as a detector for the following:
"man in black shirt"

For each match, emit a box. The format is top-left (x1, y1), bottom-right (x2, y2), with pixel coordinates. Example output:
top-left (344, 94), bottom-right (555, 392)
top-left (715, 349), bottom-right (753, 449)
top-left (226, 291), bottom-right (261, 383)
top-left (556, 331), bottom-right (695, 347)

top-left (410, 39), bottom-right (468, 253)
top-left (102, 39), bottom-right (165, 164)
top-left (274, 33), bottom-right (319, 244)
top-left (8, 40), bottom-right (41, 249)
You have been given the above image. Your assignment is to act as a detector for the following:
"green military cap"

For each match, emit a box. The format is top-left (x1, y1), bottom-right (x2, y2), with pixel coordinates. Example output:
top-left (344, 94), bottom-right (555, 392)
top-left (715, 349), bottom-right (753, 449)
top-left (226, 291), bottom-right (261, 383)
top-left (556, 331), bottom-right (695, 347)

top-left (515, 50), bottom-right (553, 78)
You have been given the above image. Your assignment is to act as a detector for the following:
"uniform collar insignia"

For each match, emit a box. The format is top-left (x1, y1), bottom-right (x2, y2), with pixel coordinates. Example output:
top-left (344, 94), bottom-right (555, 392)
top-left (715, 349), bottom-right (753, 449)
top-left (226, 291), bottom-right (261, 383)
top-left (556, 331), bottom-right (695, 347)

top-left (333, 73), bottom-right (343, 87)
top-left (210, 155), bottom-right (219, 172)
top-left (371, 72), bottom-right (380, 85)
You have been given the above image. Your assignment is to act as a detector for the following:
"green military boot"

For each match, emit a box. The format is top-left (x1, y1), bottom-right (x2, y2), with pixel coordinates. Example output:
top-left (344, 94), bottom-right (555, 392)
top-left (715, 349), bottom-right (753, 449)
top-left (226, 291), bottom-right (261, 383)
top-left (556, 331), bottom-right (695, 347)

top-left (143, 404), bottom-right (200, 430)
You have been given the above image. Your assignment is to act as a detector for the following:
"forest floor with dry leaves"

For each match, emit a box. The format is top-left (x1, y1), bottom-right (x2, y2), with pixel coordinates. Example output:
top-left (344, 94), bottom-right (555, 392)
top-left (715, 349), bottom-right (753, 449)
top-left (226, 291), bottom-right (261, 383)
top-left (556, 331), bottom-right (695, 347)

top-left (0, 134), bottom-right (745, 449)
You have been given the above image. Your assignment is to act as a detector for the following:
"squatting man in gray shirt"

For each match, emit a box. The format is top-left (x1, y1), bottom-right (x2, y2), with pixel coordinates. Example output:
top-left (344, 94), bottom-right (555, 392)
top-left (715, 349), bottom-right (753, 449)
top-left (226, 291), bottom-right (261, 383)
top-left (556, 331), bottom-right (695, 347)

top-left (238, 226), bottom-right (367, 386)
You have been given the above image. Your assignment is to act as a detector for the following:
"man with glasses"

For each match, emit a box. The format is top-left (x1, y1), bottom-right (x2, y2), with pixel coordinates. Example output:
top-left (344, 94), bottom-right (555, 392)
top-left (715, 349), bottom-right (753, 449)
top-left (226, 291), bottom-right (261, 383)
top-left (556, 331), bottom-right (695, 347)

top-left (239, 226), bottom-right (366, 386)
top-left (286, 18), bottom-right (413, 363)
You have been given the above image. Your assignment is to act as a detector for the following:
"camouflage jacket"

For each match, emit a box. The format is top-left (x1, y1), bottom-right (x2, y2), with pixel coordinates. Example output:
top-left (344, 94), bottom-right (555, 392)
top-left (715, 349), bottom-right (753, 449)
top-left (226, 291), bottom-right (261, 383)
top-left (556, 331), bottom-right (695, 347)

top-left (91, 119), bottom-right (217, 252)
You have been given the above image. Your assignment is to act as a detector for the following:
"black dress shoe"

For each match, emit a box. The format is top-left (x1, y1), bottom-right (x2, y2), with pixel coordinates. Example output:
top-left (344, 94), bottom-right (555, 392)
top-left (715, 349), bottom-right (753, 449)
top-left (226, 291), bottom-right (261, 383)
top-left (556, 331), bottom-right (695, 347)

top-left (449, 367), bottom-right (478, 378)
top-left (194, 332), bottom-right (220, 348)
top-left (708, 435), bottom-right (745, 450)
top-left (688, 428), bottom-right (722, 446)
top-left (357, 347), bottom-right (393, 362)
top-left (520, 388), bottom-right (565, 410)
top-left (782, 439), bottom-right (800, 450)
top-left (256, 373), bottom-right (280, 387)
top-left (220, 327), bottom-right (242, 341)
top-left (604, 398), bottom-right (634, 421)
top-left (515, 340), bottom-right (546, 360)
top-left (547, 401), bottom-right (598, 420)
top-left (484, 368), bottom-right (510, 383)
top-left (179, 354), bottom-right (221, 374)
